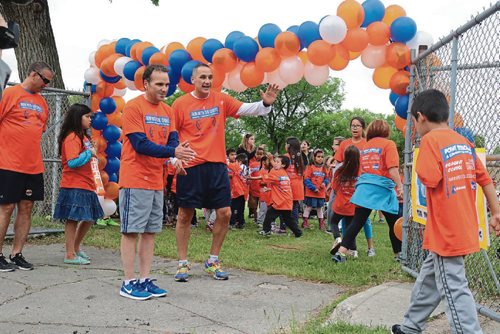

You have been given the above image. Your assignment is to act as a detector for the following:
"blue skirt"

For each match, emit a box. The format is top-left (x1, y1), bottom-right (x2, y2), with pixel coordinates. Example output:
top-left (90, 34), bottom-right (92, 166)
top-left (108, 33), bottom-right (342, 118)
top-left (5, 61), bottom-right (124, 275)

top-left (304, 197), bottom-right (325, 208)
top-left (53, 188), bottom-right (104, 223)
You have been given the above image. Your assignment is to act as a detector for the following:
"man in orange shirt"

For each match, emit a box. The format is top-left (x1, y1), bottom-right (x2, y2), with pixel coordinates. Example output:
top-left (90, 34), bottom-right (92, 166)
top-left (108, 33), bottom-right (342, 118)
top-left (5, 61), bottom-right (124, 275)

top-left (392, 89), bottom-right (500, 334)
top-left (0, 61), bottom-right (53, 271)
top-left (118, 65), bottom-right (195, 300)
top-left (172, 63), bottom-right (280, 281)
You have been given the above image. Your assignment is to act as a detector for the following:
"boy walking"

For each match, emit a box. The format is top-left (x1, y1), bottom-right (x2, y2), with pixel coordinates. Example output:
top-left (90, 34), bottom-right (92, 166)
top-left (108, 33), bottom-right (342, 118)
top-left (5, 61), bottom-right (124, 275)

top-left (392, 89), bottom-right (500, 334)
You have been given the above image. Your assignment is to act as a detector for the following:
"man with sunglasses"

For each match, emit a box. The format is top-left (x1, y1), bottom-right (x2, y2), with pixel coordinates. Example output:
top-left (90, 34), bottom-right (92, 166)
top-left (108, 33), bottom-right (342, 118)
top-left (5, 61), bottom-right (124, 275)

top-left (0, 61), bottom-right (54, 271)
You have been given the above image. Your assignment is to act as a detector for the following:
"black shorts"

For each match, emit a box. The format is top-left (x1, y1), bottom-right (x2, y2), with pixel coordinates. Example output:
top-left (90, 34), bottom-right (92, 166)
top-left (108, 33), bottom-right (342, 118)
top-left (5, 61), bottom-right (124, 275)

top-left (176, 162), bottom-right (231, 209)
top-left (0, 169), bottom-right (44, 204)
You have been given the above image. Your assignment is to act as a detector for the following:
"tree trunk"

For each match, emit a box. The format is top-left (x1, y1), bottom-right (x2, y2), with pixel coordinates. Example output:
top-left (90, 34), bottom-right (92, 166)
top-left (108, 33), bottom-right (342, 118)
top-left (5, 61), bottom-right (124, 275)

top-left (0, 0), bottom-right (65, 88)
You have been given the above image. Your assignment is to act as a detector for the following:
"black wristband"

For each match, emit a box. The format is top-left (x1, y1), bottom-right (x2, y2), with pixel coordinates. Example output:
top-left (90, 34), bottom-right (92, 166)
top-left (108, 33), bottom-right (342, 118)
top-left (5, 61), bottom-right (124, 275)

top-left (262, 100), bottom-right (271, 107)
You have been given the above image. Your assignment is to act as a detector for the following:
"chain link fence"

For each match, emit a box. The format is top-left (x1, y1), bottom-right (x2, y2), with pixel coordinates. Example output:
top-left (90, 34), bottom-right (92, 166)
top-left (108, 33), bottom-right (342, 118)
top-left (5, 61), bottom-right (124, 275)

top-left (401, 3), bottom-right (500, 321)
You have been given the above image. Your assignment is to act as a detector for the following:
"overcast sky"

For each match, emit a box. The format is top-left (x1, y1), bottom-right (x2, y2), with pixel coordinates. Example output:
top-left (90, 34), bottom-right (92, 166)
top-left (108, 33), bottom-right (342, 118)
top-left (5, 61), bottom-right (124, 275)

top-left (2, 0), bottom-right (494, 114)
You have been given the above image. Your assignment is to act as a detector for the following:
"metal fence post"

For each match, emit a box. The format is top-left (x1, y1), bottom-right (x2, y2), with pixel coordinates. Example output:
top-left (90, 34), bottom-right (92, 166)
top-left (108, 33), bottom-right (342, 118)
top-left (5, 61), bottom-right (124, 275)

top-left (51, 94), bottom-right (62, 216)
top-left (447, 36), bottom-right (459, 128)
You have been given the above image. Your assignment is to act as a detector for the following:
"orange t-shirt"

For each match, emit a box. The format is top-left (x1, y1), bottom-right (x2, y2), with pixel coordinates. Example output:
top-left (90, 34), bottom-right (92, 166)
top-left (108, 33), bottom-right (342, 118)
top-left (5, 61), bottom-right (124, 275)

top-left (332, 177), bottom-right (357, 216)
top-left (264, 168), bottom-right (293, 210)
top-left (172, 91), bottom-right (243, 168)
top-left (285, 154), bottom-right (304, 201)
top-left (334, 138), bottom-right (366, 162)
top-left (228, 162), bottom-right (247, 199)
top-left (304, 164), bottom-right (328, 198)
top-left (360, 137), bottom-right (399, 179)
top-left (119, 95), bottom-right (176, 190)
top-left (0, 85), bottom-right (49, 174)
top-left (248, 158), bottom-right (261, 197)
top-left (416, 128), bottom-right (492, 256)
top-left (258, 169), bottom-right (271, 205)
top-left (60, 134), bottom-right (95, 191)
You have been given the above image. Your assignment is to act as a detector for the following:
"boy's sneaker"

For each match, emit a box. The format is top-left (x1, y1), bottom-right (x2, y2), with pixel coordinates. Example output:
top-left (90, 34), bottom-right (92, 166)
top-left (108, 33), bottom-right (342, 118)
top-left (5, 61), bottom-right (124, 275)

top-left (174, 263), bottom-right (190, 282)
top-left (259, 230), bottom-right (271, 237)
top-left (331, 252), bottom-right (347, 264)
top-left (294, 230), bottom-right (303, 238)
top-left (391, 324), bottom-right (406, 334)
top-left (0, 254), bottom-right (16, 272)
top-left (10, 253), bottom-right (34, 270)
top-left (346, 250), bottom-right (359, 258)
top-left (330, 237), bottom-right (342, 255)
top-left (367, 248), bottom-right (376, 257)
top-left (204, 259), bottom-right (229, 280)
top-left (120, 280), bottom-right (152, 301)
top-left (142, 278), bottom-right (167, 297)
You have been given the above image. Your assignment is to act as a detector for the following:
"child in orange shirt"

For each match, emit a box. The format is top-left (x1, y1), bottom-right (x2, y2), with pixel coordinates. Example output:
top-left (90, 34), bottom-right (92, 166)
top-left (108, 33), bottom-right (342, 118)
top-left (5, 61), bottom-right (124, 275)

top-left (248, 147), bottom-right (264, 222)
top-left (392, 89), bottom-right (500, 334)
top-left (255, 155), bottom-right (271, 227)
top-left (259, 156), bottom-right (302, 237)
top-left (303, 149), bottom-right (329, 230)
top-left (228, 153), bottom-right (248, 229)
top-left (53, 104), bottom-right (104, 265)
top-left (284, 137), bottom-right (305, 232)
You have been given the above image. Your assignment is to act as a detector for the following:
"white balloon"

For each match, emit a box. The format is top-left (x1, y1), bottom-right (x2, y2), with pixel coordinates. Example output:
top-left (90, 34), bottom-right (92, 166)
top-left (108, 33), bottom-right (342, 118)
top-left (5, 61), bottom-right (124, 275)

top-left (319, 15), bottom-right (348, 45)
top-left (97, 39), bottom-right (111, 49)
top-left (227, 64), bottom-right (247, 93)
top-left (279, 56), bottom-right (304, 84)
top-left (267, 69), bottom-right (288, 89)
top-left (113, 88), bottom-right (127, 97)
top-left (113, 57), bottom-right (132, 77)
top-left (124, 78), bottom-right (138, 91)
top-left (406, 31), bottom-right (434, 52)
top-left (102, 199), bottom-right (117, 217)
top-left (303, 62), bottom-right (329, 86)
top-left (84, 67), bottom-right (101, 85)
top-left (89, 51), bottom-right (96, 67)
top-left (361, 44), bottom-right (387, 69)
top-left (98, 195), bottom-right (105, 207)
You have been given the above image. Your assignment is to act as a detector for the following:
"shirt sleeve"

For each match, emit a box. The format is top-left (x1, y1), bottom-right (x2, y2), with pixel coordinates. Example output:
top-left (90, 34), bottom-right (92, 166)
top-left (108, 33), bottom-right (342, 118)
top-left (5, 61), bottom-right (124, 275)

top-left (0, 86), bottom-right (15, 125)
top-left (384, 140), bottom-right (400, 169)
top-left (222, 93), bottom-right (244, 118)
top-left (64, 134), bottom-right (84, 161)
top-left (416, 136), bottom-right (443, 188)
top-left (122, 102), bottom-right (144, 136)
top-left (236, 101), bottom-right (271, 117)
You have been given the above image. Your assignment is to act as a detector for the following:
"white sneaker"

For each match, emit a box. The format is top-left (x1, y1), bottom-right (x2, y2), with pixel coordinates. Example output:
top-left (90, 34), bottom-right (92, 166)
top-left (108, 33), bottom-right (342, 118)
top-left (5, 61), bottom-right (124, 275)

top-left (346, 250), bottom-right (358, 258)
top-left (367, 248), bottom-right (376, 257)
top-left (330, 237), bottom-right (342, 255)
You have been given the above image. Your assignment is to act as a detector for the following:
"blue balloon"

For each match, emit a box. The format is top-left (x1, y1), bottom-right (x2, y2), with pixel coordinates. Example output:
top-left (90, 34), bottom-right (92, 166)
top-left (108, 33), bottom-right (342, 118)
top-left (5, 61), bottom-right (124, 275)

top-left (99, 97), bottom-right (117, 114)
top-left (395, 95), bottom-right (410, 119)
top-left (83, 81), bottom-right (97, 93)
top-left (181, 60), bottom-right (201, 84)
top-left (103, 125), bottom-right (121, 142)
top-left (105, 141), bottom-right (122, 159)
top-left (167, 66), bottom-right (181, 84)
top-left (454, 127), bottom-right (474, 143)
top-left (297, 21), bottom-right (321, 48)
top-left (166, 82), bottom-right (177, 97)
top-left (141, 46), bottom-right (160, 66)
top-left (287, 25), bottom-right (299, 35)
top-left (225, 31), bottom-right (245, 50)
top-left (125, 39), bottom-right (141, 57)
top-left (361, 0), bottom-right (385, 27)
top-left (389, 91), bottom-right (403, 106)
top-left (391, 17), bottom-right (417, 43)
top-left (169, 49), bottom-right (192, 73)
top-left (201, 38), bottom-right (224, 63)
top-left (233, 36), bottom-right (259, 62)
top-left (115, 38), bottom-right (131, 55)
top-left (108, 173), bottom-right (118, 183)
top-left (104, 157), bottom-right (120, 175)
top-left (91, 112), bottom-right (108, 131)
top-left (123, 60), bottom-right (142, 81)
top-left (258, 23), bottom-right (282, 48)
top-left (99, 70), bottom-right (121, 84)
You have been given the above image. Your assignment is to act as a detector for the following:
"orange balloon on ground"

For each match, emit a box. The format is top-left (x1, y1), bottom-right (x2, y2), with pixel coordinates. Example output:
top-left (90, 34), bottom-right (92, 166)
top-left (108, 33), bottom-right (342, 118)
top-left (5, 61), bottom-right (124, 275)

top-left (307, 40), bottom-right (334, 66)
top-left (112, 96), bottom-right (125, 112)
top-left (337, 0), bottom-right (365, 29)
top-left (210, 65), bottom-right (226, 88)
top-left (100, 54), bottom-right (122, 77)
top-left (255, 47), bottom-right (281, 72)
top-left (329, 44), bottom-right (350, 71)
top-left (367, 22), bottom-right (391, 46)
top-left (148, 52), bottom-right (169, 66)
top-left (390, 70), bottom-right (410, 95)
top-left (134, 66), bottom-right (146, 91)
top-left (107, 111), bottom-right (122, 128)
top-left (187, 37), bottom-right (207, 62)
top-left (100, 170), bottom-right (109, 186)
top-left (95, 43), bottom-right (116, 68)
top-left (178, 78), bottom-right (194, 93)
top-left (343, 28), bottom-right (369, 52)
top-left (96, 82), bottom-right (114, 97)
top-left (383, 5), bottom-right (406, 26)
top-left (386, 43), bottom-right (411, 69)
top-left (394, 217), bottom-right (403, 241)
top-left (373, 65), bottom-right (398, 89)
top-left (240, 62), bottom-right (265, 88)
top-left (274, 32), bottom-right (301, 58)
top-left (212, 48), bottom-right (238, 73)
top-left (105, 182), bottom-right (119, 200)
top-left (395, 114), bottom-right (406, 131)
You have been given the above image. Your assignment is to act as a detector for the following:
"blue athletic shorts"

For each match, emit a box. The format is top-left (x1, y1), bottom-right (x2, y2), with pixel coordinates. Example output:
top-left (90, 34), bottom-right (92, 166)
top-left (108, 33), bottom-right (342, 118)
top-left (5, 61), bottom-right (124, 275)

top-left (176, 162), bottom-right (231, 209)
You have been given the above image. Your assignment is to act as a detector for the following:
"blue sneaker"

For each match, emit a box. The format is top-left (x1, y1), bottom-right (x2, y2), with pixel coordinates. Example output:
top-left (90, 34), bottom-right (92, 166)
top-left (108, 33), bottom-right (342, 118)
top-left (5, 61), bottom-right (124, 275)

top-left (119, 280), bottom-right (152, 300)
top-left (142, 278), bottom-right (167, 297)
top-left (204, 260), bottom-right (229, 280)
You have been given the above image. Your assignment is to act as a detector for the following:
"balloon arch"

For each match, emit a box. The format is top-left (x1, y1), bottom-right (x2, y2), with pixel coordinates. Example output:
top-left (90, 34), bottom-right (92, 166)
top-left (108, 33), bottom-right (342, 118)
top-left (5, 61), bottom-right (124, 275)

top-left (83, 0), bottom-right (436, 209)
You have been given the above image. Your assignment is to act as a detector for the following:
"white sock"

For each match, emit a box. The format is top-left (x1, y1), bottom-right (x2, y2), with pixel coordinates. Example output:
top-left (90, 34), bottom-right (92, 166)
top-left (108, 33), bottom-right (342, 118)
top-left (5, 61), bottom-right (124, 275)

top-left (208, 255), bottom-right (218, 263)
top-left (178, 259), bottom-right (188, 266)
top-left (124, 279), bottom-right (135, 285)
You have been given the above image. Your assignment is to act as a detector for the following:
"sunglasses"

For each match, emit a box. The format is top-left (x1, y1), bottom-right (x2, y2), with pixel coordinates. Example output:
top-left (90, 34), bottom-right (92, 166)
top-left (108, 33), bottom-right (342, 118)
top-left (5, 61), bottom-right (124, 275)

top-left (36, 71), bottom-right (51, 84)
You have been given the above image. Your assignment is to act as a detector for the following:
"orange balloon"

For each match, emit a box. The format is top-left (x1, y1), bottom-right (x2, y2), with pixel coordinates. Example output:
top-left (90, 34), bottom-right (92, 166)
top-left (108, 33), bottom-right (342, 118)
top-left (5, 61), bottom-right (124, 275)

top-left (307, 40), bottom-right (334, 66)
top-left (383, 5), bottom-right (406, 27)
top-left (95, 43), bottom-right (116, 68)
top-left (107, 111), bottom-right (122, 128)
top-left (373, 65), bottom-right (398, 89)
top-left (274, 32), bottom-right (301, 58)
top-left (112, 96), bottom-right (125, 112)
top-left (91, 129), bottom-right (101, 140)
top-left (394, 217), bottom-right (403, 241)
top-left (113, 78), bottom-right (127, 89)
top-left (343, 28), bottom-right (369, 52)
top-left (212, 48), bottom-right (238, 73)
top-left (100, 53), bottom-right (122, 77)
top-left (100, 170), bottom-right (109, 186)
top-left (105, 182), bottom-right (119, 200)
top-left (337, 0), bottom-right (365, 29)
top-left (97, 153), bottom-right (107, 170)
top-left (178, 78), bottom-right (194, 93)
top-left (133, 66), bottom-right (146, 91)
top-left (148, 52), bottom-right (169, 66)
top-left (298, 51), bottom-right (308, 64)
top-left (187, 37), bottom-right (207, 62)
top-left (395, 114), bottom-right (406, 131)
top-left (255, 47), bottom-right (281, 72)
top-left (95, 136), bottom-right (107, 153)
top-left (91, 94), bottom-right (101, 112)
top-left (162, 42), bottom-right (185, 60)
top-left (329, 44), bottom-right (350, 71)
top-left (96, 81), bottom-right (114, 97)
top-left (386, 43), bottom-right (411, 69)
top-left (348, 50), bottom-right (362, 60)
top-left (390, 70), bottom-right (410, 95)
top-left (131, 41), bottom-right (154, 63)
top-left (210, 65), bottom-right (226, 88)
top-left (240, 62), bottom-right (264, 88)
top-left (367, 22), bottom-right (391, 46)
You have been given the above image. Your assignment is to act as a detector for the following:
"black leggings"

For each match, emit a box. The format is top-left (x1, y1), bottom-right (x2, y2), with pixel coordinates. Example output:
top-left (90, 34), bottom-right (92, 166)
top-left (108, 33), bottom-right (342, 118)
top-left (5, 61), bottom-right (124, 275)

top-left (330, 213), bottom-right (353, 240)
top-left (341, 206), bottom-right (401, 253)
top-left (264, 206), bottom-right (301, 237)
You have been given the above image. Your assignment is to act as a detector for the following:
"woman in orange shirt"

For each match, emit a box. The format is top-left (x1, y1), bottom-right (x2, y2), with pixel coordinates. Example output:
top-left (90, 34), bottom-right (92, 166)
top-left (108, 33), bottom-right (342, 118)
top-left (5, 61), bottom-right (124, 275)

top-left (284, 137), bottom-right (305, 232)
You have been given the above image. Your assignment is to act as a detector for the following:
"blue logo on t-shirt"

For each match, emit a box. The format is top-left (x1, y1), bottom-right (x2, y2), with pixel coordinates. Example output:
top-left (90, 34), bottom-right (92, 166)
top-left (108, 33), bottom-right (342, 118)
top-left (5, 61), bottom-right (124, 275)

top-left (19, 102), bottom-right (43, 113)
top-left (190, 107), bottom-right (219, 120)
top-left (145, 115), bottom-right (170, 126)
